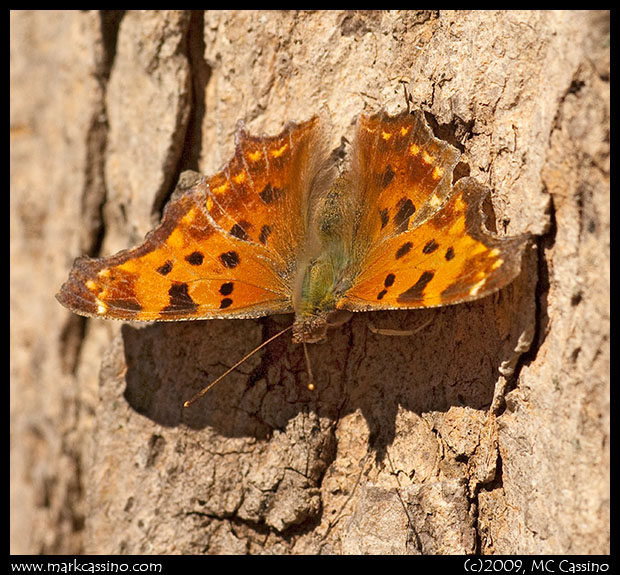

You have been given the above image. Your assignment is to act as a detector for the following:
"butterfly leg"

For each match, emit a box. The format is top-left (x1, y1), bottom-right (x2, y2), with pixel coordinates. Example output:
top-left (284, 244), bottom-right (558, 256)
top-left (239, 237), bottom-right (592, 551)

top-left (367, 315), bottom-right (432, 337)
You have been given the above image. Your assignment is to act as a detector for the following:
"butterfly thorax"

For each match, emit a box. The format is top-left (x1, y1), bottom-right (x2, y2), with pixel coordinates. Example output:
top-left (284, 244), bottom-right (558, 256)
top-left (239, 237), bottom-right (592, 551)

top-left (292, 177), bottom-right (357, 343)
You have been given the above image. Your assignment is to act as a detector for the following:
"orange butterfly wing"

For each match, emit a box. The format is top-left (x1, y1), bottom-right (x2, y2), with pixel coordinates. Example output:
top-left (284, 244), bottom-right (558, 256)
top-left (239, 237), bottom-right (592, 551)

top-left (57, 117), bottom-right (328, 321)
top-left (339, 111), bottom-right (528, 311)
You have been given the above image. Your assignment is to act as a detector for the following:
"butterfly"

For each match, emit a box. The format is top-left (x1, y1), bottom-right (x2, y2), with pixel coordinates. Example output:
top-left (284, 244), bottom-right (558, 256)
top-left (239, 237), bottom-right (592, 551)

top-left (57, 108), bottom-right (528, 403)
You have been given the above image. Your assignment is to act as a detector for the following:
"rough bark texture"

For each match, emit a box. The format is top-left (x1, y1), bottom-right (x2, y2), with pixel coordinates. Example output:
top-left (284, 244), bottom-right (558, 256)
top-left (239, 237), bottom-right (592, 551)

top-left (11, 10), bottom-right (609, 555)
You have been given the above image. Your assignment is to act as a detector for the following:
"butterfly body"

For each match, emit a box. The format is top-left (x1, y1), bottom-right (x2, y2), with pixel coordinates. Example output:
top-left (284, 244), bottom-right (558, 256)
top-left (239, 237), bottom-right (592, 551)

top-left (57, 109), bottom-right (528, 351)
top-left (292, 175), bottom-right (358, 342)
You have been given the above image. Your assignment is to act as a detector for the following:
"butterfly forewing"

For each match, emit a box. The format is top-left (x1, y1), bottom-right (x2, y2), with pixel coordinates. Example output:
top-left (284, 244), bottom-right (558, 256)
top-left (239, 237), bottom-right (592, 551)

top-left (204, 117), bottom-right (327, 272)
top-left (57, 117), bottom-right (330, 322)
top-left (348, 110), bottom-right (461, 258)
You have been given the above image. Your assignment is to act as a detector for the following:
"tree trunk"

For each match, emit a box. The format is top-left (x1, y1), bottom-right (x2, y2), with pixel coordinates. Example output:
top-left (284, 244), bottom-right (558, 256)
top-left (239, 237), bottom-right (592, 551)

top-left (10, 10), bottom-right (609, 554)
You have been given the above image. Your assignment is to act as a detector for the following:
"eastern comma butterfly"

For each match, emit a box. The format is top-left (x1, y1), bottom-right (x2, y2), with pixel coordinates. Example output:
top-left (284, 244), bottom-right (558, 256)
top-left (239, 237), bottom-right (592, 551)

top-left (57, 109), bottom-right (528, 404)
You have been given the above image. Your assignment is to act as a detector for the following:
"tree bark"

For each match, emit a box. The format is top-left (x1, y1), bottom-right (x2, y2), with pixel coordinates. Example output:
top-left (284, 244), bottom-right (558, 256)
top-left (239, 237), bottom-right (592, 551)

top-left (10, 10), bottom-right (609, 554)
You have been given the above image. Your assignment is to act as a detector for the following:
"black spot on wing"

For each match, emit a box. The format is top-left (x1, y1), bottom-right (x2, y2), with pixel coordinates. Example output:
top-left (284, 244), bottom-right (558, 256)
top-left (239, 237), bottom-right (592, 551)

top-left (219, 298), bottom-right (233, 309)
top-left (423, 239), bottom-right (439, 254)
top-left (185, 251), bottom-right (204, 266)
top-left (230, 221), bottom-right (250, 241)
top-left (382, 165), bottom-right (395, 188)
top-left (397, 271), bottom-right (435, 303)
top-left (219, 282), bottom-right (234, 296)
top-left (259, 224), bottom-right (272, 245)
top-left (379, 208), bottom-right (389, 230)
top-left (157, 261), bottom-right (173, 276)
top-left (164, 282), bottom-right (198, 313)
top-left (396, 242), bottom-right (413, 259)
top-left (220, 251), bottom-right (240, 268)
top-left (259, 183), bottom-right (282, 204)
top-left (394, 198), bottom-right (416, 230)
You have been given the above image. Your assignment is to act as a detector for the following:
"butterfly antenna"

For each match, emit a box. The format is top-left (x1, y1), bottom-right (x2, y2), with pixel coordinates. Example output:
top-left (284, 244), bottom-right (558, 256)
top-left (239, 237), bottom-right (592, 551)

top-left (183, 325), bottom-right (293, 408)
top-left (302, 341), bottom-right (315, 391)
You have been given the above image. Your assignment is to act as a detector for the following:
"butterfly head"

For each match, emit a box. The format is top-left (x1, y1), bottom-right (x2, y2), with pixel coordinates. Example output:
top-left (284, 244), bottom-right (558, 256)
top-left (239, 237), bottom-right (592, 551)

top-left (291, 309), bottom-right (353, 344)
top-left (292, 315), bottom-right (328, 344)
